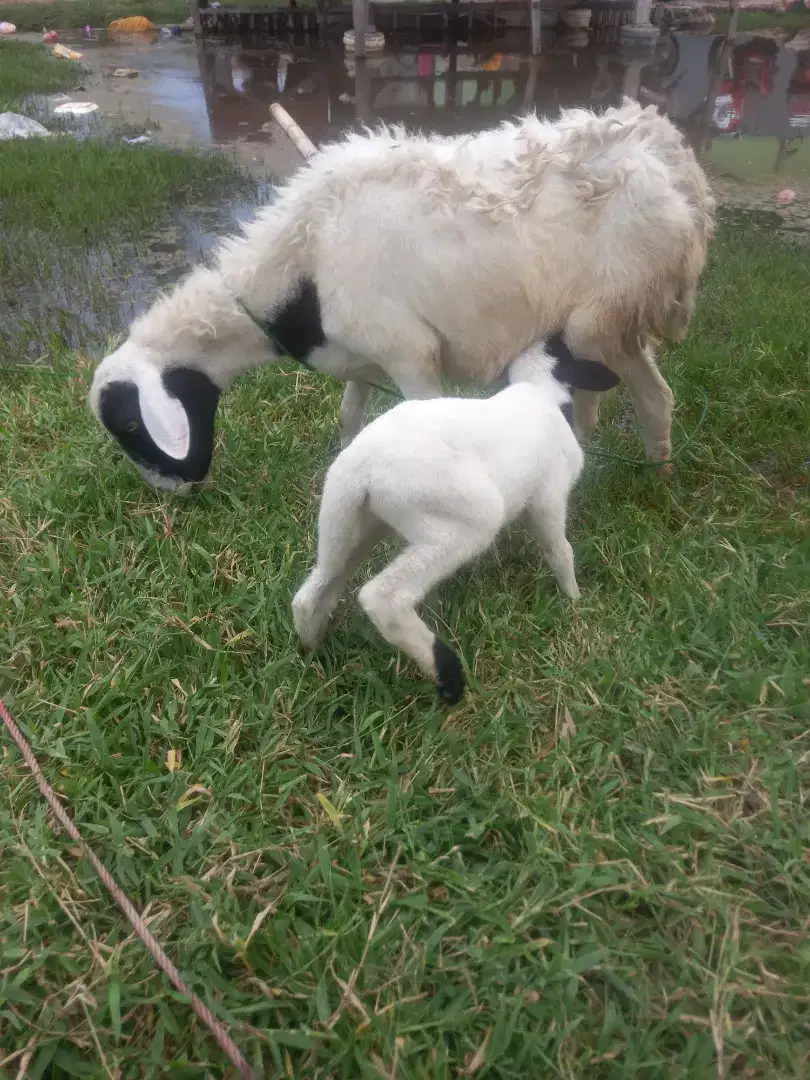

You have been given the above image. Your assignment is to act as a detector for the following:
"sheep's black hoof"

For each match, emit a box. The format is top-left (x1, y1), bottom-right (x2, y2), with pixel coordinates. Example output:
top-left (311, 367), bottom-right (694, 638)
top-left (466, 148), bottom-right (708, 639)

top-left (433, 638), bottom-right (464, 705)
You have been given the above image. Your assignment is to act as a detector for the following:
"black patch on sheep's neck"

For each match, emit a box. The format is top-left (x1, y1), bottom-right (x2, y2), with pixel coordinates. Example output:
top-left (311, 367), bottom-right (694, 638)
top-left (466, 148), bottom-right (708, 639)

top-left (433, 638), bottom-right (465, 705)
top-left (264, 277), bottom-right (326, 368)
top-left (99, 368), bottom-right (220, 483)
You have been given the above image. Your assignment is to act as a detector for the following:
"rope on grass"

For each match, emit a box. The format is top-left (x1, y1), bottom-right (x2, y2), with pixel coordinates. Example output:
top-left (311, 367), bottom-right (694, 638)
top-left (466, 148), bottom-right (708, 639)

top-left (0, 697), bottom-right (259, 1080)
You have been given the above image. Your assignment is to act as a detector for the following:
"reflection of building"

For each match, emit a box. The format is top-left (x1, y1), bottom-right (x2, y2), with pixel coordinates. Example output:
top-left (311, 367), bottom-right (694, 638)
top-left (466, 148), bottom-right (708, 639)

top-left (195, 32), bottom-right (808, 169)
top-left (196, 39), bottom-right (635, 145)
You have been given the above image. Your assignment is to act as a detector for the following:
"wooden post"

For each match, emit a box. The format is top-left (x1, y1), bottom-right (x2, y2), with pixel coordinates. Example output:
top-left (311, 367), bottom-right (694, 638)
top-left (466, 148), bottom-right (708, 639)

top-left (622, 58), bottom-right (643, 100)
top-left (530, 3), bottom-right (544, 56)
top-left (354, 58), bottom-right (372, 124)
top-left (523, 54), bottom-right (541, 107)
top-left (727, 0), bottom-right (739, 38)
top-left (270, 103), bottom-right (318, 158)
top-left (353, 0), bottom-right (368, 58)
top-left (632, 0), bottom-right (652, 24)
top-left (192, 0), bottom-right (204, 36)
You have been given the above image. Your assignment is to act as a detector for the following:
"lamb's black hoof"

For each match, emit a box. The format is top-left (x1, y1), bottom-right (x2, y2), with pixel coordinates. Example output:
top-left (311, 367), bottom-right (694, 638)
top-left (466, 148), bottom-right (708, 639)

top-left (433, 638), bottom-right (465, 705)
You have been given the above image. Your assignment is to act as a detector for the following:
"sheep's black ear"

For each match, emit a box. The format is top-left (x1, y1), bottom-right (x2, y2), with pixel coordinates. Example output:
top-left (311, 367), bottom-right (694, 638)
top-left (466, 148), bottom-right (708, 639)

top-left (566, 359), bottom-right (621, 392)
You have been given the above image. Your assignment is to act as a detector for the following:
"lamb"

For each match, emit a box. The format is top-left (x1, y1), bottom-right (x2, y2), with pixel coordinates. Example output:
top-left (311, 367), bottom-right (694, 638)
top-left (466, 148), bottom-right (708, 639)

top-left (89, 99), bottom-right (714, 494)
top-left (292, 338), bottom-right (621, 703)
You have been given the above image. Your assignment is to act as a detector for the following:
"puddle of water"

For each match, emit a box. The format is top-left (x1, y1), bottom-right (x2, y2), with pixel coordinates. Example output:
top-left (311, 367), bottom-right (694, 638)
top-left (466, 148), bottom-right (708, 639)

top-left (5, 24), bottom-right (809, 363)
top-left (44, 26), bottom-right (810, 191)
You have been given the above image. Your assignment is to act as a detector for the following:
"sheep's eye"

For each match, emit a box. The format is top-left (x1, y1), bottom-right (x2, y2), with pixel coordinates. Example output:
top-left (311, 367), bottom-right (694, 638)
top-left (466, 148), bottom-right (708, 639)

top-left (125, 420), bottom-right (139, 433)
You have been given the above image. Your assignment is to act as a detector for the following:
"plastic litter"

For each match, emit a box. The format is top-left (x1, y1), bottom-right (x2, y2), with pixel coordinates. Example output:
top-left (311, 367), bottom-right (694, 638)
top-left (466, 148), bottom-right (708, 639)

top-left (107, 16), bottom-right (156, 32)
top-left (112, 67), bottom-right (139, 78)
top-left (777, 188), bottom-right (797, 203)
top-left (53, 101), bottom-right (99, 116)
top-left (0, 21), bottom-right (16, 35)
top-left (83, 24), bottom-right (94, 38)
top-left (123, 134), bottom-right (151, 144)
top-left (53, 44), bottom-right (83, 60)
top-left (0, 112), bottom-right (51, 140)
top-left (42, 29), bottom-right (59, 43)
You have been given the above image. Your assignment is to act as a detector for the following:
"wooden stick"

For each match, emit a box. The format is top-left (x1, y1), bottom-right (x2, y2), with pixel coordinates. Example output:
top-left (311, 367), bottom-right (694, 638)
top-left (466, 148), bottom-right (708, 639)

top-left (269, 102), bottom-right (317, 160)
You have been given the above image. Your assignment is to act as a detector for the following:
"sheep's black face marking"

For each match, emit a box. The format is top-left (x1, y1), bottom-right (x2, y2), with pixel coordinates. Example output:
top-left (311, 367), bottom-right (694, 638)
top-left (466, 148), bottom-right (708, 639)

top-left (433, 638), bottom-right (465, 705)
top-left (547, 335), bottom-right (622, 393)
top-left (560, 401), bottom-right (575, 430)
top-left (265, 277), bottom-right (327, 367)
top-left (99, 368), bottom-right (220, 486)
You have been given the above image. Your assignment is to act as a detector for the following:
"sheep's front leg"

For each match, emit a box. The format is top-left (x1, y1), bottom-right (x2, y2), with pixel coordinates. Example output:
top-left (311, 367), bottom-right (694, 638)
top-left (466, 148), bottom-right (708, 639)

top-left (565, 319), bottom-right (674, 464)
top-left (339, 381), bottom-right (372, 448)
top-left (572, 389), bottom-right (603, 443)
top-left (613, 344), bottom-right (675, 464)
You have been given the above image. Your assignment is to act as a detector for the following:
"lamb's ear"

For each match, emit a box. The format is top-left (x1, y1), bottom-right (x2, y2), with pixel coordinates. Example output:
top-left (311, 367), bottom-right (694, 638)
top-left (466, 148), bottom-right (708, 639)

top-left (566, 359), bottom-right (621, 392)
top-left (138, 373), bottom-right (191, 460)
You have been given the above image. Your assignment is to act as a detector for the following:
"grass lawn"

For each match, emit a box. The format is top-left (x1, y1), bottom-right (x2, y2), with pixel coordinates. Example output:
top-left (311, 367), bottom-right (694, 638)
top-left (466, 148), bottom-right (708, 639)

top-left (0, 40), bottom-right (256, 365)
top-left (2, 30), bottom-right (810, 1080)
top-left (1, 210), bottom-right (809, 1076)
top-left (0, 0), bottom-right (193, 31)
top-left (713, 8), bottom-right (810, 33)
top-left (0, 0), bottom-right (315, 31)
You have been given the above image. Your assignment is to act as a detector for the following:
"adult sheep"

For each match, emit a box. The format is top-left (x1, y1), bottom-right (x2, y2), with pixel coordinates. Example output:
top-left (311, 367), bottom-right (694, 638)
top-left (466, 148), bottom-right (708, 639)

top-left (89, 98), bottom-right (714, 493)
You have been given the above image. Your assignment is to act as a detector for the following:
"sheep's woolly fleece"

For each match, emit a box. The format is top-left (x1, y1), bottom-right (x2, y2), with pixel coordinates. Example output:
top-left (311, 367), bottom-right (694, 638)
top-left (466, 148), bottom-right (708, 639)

top-left (127, 99), bottom-right (714, 365)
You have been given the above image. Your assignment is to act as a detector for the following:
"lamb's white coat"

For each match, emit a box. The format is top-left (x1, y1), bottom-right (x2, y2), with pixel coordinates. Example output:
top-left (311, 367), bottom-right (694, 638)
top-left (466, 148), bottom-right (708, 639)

top-left (292, 343), bottom-right (586, 700)
top-left (89, 100), bottom-right (714, 487)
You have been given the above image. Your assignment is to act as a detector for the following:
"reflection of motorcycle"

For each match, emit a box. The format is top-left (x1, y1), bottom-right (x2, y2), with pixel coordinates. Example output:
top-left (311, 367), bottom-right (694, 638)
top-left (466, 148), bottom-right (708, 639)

top-left (709, 37), bottom-right (779, 133)
top-left (787, 50), bottom-right (810, 130)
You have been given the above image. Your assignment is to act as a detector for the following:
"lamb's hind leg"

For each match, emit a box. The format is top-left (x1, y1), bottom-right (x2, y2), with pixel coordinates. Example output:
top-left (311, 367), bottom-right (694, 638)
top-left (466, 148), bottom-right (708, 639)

top-left (358, 521), bottom-right (499, 704)
top-left (293, 508), bottom-right (387, 649)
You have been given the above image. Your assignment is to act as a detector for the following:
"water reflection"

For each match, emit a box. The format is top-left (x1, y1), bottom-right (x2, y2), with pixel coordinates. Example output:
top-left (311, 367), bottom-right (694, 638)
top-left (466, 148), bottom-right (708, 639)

top-left (194, 28), bottom-right (810, 178)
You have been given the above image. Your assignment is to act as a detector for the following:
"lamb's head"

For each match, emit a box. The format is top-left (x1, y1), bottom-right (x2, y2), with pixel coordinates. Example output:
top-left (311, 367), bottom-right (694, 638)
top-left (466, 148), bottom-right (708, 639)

top-left (89, 339), bottom-right (221, 494)
top-left (545, 336), bottom-right (622, 397)
top-left (510, 337), bottom-right (621, 424)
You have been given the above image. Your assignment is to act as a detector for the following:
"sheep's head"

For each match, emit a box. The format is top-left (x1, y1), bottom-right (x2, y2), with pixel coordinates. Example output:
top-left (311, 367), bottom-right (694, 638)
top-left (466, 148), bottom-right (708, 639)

top-left (89, 341), bottom-right (221, 494)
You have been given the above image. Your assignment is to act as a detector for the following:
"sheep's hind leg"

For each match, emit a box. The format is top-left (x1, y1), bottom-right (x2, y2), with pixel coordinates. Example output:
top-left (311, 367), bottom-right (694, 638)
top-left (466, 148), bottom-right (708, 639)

top-left (339, 381), bottom-right (372, 448)
top-left (525, 493), bottom-right (580, 600)
top-left (358, 527), bottom-right (497, 704)
top-left (565, 318), bottom-right (674, 465)
top-left (293, 516), bottom-right (387, 649)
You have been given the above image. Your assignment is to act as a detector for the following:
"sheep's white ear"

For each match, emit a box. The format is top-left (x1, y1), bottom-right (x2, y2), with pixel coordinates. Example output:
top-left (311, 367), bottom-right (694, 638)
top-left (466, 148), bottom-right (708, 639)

top-left (139, 374), bottom-right (191, 460)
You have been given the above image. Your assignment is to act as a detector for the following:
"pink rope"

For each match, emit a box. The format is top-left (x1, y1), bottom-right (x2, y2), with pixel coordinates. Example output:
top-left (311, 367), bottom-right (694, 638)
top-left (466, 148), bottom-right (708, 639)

top-left (0, 697), bottom-right (258, 1080)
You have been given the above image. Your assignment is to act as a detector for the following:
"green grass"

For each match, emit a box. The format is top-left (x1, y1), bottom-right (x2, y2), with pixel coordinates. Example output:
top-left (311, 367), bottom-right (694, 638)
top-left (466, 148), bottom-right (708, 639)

top-left (705, 135), bottom-right (810, 183)
top-left (0, 137), bottom-right (255, 239)
top-left (0, 38), bottom-right (80, 112)
top-left (713, 9), bottom-right (810, 33)
top-left (0, 37), bottom-right (256, 365)
top-left (1, 218), bottom-right (809, 1078)
top-left (0, 0), bottom-right (313, 31)
top-left (0, 0), bottom-right (192, 31)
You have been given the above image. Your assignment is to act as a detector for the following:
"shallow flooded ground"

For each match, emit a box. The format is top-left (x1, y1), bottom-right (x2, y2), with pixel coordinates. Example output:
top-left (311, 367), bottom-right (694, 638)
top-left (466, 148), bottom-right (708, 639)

top-left (61, 26), bottom-right (810, 187)
top-left (6, 23), bottom-right (809, 360)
